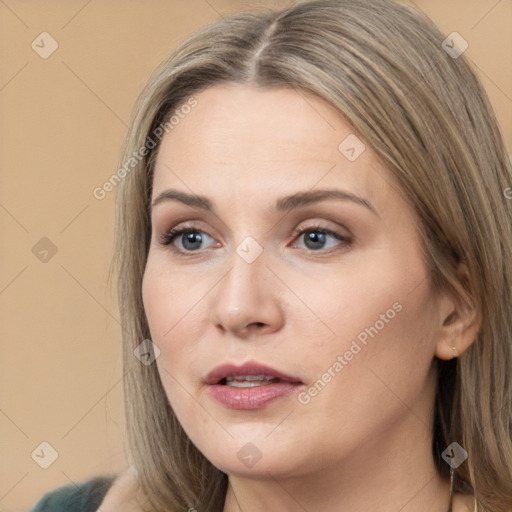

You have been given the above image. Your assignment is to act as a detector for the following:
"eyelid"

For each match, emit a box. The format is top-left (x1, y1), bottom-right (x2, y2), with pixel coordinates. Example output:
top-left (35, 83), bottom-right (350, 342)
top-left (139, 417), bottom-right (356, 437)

top-left (157, 219), bottom-right (353, 255)
top-left (290, 222), bottom-right (352, 252)
top-left (157, 222), bottom-right (216, 251)
top-left (291, 220), bottom-right (351, 239)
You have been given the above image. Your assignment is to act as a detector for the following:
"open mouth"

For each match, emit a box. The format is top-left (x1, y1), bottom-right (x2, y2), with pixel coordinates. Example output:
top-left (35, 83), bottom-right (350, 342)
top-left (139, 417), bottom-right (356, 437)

top-left (205, 361), bottom-right (302, 385)
top-left (205, 362), bottom-right (303, 409)
top-left (220, 375), bottom-right (282, 388)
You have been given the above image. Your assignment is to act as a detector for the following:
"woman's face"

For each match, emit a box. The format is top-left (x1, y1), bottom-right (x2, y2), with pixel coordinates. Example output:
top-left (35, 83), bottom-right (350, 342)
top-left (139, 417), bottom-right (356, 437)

top-left (142, 84), bottom-right (446, 478)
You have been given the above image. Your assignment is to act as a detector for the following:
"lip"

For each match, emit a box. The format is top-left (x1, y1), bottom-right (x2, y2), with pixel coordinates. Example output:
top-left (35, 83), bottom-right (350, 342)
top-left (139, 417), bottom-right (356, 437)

top-left (204, 361), bottom-right (302, 385)
top-left (204, 361), bottom-right (303, 410)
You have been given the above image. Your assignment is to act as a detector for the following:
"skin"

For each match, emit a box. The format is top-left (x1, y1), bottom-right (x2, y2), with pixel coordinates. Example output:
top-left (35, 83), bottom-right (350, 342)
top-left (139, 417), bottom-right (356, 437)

top-left (100, 84), bottom-right (479, 512)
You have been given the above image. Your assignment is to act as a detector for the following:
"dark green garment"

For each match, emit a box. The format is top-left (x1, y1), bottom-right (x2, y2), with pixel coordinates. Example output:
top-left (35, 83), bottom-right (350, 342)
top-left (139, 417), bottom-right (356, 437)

top-left (30, 475), bottom-right (117, 512)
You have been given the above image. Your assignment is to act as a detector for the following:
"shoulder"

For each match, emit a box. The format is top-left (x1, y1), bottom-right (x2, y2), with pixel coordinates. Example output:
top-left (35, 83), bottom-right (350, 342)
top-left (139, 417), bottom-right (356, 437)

top-left (95, 467), bottom-right (144, 512)
top-left (30, 474), bottom-right (117, 512)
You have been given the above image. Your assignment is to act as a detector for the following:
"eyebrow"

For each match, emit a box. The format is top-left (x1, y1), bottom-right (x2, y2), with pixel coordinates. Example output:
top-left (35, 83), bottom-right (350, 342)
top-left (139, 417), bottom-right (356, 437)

top-left (150, 188), bottom-right (378, 216)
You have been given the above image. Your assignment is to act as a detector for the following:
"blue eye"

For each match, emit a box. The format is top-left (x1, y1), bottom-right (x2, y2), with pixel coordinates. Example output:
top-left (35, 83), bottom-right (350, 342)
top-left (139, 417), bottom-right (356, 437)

top-left (159, 227), bottom-right (215, 252)
top-left (158, 224), bottom-right (352, 255)
top-left (294, 226), bottom-right (350, 251)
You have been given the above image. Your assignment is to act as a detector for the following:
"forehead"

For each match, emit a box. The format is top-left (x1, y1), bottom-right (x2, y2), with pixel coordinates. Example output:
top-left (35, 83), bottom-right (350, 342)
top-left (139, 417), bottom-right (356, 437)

top-left (151, 84), bottom-right (399, 213)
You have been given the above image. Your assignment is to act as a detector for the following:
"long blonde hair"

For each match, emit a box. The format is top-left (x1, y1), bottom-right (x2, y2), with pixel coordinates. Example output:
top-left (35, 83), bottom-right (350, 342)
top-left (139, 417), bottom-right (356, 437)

top-left (110, 1), bottom-right (512, 510)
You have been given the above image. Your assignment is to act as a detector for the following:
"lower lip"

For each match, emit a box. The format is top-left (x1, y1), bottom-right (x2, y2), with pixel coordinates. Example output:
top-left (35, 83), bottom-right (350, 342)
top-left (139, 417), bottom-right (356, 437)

top-left (207, 381), bottom-right (302, 409)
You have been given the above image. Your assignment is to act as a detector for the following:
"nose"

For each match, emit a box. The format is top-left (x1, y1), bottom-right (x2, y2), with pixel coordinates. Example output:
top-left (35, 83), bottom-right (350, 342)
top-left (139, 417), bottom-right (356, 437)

top-left (209, 250), bottom-right (285, 338)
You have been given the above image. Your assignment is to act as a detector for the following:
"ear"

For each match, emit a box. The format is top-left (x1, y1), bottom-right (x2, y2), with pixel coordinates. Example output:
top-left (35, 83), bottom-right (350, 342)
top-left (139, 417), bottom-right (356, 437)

top-left (434, 263), bottom-right (481, 360)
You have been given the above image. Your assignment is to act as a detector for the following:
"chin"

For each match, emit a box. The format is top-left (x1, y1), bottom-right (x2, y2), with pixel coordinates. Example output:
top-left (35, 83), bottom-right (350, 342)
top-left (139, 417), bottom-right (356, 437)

top-left (208, 451), bottom-right (297, 478)
top-left (190, 431), bottom-right (310, 479)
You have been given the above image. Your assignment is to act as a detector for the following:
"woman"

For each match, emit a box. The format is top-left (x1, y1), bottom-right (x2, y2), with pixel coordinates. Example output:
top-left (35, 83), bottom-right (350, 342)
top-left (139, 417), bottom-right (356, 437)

top-left (31, 0), bottom-right (512, 511)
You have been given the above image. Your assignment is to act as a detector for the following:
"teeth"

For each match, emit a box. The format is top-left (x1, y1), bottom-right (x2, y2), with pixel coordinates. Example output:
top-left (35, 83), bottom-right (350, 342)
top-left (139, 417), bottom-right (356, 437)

top-left (225, 380), bottom-right (275, 388)
top-left (227, 375), bottom-right (274, 381)
top-left (224, 375), bottom-right (279, 388)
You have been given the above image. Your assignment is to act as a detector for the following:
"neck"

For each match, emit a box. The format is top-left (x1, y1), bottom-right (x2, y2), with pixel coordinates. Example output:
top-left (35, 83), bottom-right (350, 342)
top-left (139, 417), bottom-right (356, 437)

top-left (222, 416), bottom-right (452, 512)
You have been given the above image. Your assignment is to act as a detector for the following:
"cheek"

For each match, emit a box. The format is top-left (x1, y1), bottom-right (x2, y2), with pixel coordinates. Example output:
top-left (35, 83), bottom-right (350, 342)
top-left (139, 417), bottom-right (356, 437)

top-left (319, 278), bottom-right (436, 412)
top-left (141, 258), bottom-right (211, 401)
top-left (141, 257), bottom-right (209, 341)
top-left (289, 253), bottom-right (423, 352)
top-left (292, 250), bottom-right (438, 396)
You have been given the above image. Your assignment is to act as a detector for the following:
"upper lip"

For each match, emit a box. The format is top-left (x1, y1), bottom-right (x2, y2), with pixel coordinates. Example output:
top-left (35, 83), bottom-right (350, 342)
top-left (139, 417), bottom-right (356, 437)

top-left (204, 361), bottom-right (303, 385)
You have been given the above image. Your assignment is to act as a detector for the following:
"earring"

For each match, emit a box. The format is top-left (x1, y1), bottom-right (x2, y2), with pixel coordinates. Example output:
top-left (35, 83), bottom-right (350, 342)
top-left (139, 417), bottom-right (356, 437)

top-left (451, 346), bottom-right (458, 358)
top-left (449, 466), bottom-right (454, 510)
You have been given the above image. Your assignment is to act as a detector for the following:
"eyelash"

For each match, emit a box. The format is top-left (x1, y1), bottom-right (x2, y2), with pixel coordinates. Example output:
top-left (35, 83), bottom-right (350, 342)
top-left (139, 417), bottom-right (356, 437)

top-left (158, 223), bottom-right (352, 256)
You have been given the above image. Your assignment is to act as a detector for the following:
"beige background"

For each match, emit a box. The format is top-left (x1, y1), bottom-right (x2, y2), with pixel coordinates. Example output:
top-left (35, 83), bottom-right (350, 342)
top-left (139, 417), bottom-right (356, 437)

top-left (0, 1), bottom-right (510, 511)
